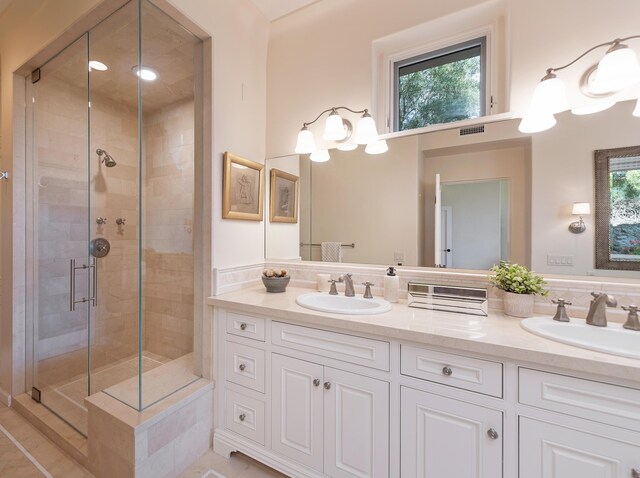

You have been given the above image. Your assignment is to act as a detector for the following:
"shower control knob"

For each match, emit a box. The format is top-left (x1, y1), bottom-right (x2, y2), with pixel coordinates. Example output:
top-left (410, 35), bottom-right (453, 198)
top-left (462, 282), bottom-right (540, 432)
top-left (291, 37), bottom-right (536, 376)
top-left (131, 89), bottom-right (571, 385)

top-left (96, 217), bottom-right (107, 225)
top-left (116, 218), bottom-right (126, 226)
top-left (90, 238), bottom-right (111, 258)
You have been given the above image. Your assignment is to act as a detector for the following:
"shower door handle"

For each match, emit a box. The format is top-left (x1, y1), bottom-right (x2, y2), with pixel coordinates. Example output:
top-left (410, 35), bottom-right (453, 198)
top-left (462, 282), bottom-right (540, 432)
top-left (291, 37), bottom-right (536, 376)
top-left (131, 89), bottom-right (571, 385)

top-left (69, 258), bottom-right (98, 311)
top-left (91, 257), bottom-right (97, 307)
top-left (70, 259), bottom-right (76, 311)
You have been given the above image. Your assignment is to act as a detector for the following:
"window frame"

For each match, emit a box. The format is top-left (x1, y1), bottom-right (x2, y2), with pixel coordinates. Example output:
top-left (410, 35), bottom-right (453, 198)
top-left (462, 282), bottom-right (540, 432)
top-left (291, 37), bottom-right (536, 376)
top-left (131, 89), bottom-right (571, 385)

top-left (393, 36), bottom-right (488, 132)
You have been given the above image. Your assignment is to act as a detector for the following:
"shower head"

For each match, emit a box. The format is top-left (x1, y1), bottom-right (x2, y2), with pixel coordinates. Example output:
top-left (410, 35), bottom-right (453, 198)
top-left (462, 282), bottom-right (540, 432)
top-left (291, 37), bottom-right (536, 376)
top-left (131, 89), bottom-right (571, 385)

top-left (96, 148), bottom-right (117, 168)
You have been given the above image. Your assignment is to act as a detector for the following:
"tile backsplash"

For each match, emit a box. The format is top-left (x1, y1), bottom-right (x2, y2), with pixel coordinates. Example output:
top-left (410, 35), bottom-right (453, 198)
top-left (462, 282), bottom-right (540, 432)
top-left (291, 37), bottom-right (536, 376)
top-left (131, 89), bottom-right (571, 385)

top-left (213, 260), bottom-right (640, 322)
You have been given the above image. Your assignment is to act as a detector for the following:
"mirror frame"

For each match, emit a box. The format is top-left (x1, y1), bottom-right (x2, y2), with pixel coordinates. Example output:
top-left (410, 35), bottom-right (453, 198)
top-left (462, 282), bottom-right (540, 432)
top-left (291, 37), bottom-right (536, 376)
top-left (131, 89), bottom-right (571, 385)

top-left (595, 145), bottom-right (640, 271)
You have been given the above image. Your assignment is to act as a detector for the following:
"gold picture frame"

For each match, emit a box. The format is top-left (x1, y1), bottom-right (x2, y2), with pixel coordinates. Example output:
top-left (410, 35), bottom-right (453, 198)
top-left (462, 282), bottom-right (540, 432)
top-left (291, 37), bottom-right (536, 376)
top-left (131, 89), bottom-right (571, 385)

top-left (222, 152), bottom-right (264, 221)
top-left (270, 168), bottom-right (299, 223)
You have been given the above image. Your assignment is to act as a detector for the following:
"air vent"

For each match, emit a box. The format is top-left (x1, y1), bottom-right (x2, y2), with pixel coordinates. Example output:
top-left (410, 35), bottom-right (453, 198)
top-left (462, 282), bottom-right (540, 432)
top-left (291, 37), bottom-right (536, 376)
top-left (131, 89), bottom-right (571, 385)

top-left (459, 125), bottom-right (485, 136)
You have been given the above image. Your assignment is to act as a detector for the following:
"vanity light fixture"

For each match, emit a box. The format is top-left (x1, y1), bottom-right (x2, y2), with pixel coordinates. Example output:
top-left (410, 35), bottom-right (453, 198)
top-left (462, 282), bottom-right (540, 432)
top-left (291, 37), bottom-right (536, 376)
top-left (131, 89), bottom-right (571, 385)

top-left (295, 106), bottom-right (381, 161)
top-left (520, 35), bottom-right (640, 133)
top-left (569, 202), bottom-right (591, 234)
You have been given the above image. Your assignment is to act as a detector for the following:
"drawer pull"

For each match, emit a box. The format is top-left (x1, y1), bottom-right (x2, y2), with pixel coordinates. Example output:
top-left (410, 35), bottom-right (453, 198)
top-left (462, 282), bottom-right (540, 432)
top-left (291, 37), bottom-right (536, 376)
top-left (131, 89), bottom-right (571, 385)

top-left (442, 366), bottom-right (453, 376)
top-left (632, 469), bottom-right (640, 478)
top-left (324, 381), bottom-right (332, 390)
top-left (240, 322), bottom-right (248, 330)
top-left (313, 379), bottom-right (320, 387)
top-left (487, 428), bottom-right (499, 440)
top-left (239, 413), bottom-right (246, 422)
top-left (238, 363), bottom-right (246, 371)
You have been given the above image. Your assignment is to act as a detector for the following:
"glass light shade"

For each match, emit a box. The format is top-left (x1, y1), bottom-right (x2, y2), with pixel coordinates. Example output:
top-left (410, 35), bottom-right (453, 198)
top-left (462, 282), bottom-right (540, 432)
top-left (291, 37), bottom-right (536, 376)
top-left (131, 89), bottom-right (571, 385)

top-left (323, 112), bottom-right (347, 141)
top-left (530, 76), bottom-right (570, 114)
top-left (310, 149), bottom-right (330, 162)
top-left (132, 65), bottom-right (158, 81)
top-left (633, 98), bottom-right (640, 117)
top-left (365, 139), bottom-right (388, 155)
top-left (518, 110), bottom-right (557, 133)
top-left (89, 60), bottom-right (108, 71)
top-left (571, 100), bottom-right (616, 116)
top-left (337, 141), bottom-right (358, 151)
top-left (354, 114), bottom-right (379, 144)
top-left (593, 45), bottom-right (640, 92)
top-left (572, 202), bottom-right (591, 215)
top-left (295, 128), bottom-right (316, 154)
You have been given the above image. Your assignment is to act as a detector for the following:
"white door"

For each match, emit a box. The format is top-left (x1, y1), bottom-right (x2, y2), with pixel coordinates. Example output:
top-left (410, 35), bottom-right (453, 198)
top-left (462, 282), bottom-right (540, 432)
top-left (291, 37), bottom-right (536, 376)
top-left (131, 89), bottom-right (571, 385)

top-left (441, 206), bottom-right (453, 267)
top-left (401, 387), bottom-right (502, 478)
top-left (434, 173), bottom-right (442, 267)
top-left (520, 417), bottom-right (640, 478)
top-left (272, 354), bottom-right (324, 471)
top-left (324, 368), bottom-right (390, 478)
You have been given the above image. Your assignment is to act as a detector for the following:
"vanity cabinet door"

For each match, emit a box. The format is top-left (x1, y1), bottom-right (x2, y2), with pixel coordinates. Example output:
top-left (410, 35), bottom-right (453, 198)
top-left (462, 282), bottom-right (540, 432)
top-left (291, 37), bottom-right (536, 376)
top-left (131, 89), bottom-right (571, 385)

top-left (271, 354), bottom-right (324, 472)
top-left (401, 386), bottom-right (502, 478)
top-left (323, 367), bottom-right (389, 478)
top-left (520, 417), bottom-right (640, 478)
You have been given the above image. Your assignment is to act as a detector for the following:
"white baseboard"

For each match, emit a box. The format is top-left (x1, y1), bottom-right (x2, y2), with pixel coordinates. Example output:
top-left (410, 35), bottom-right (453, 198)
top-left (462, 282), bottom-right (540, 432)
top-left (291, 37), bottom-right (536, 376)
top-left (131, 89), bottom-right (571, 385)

top-left (0, 387), bottom-right (12, 407)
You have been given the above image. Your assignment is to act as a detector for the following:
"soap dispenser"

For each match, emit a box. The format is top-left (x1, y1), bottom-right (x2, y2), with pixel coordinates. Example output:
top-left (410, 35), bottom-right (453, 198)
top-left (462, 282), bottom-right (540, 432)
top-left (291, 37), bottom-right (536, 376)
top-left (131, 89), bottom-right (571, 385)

top-left (384, 267), bottom-right (399, 303)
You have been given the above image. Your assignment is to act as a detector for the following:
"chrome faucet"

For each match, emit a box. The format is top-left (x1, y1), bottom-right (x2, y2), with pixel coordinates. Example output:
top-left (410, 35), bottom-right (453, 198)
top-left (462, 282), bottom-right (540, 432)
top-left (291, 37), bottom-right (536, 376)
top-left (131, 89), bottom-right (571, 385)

top-left (343, 273), bottom-right (355, 297)
top-left (585, 292), bottom-right (617, 327)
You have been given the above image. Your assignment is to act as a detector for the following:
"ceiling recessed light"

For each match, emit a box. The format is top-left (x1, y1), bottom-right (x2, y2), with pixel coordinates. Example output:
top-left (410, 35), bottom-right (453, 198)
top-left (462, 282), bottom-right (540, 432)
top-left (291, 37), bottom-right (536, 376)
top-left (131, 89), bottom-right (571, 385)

top-left (89, 60), bottom-right (108, 71)
top-left (131, 65), bottom-right (158, 81)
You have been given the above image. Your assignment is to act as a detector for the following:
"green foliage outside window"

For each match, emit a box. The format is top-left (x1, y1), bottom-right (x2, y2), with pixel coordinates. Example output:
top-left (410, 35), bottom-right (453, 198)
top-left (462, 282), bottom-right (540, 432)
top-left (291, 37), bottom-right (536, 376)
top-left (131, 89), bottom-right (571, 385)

top-left (398, 56), bottom-right (481, 131)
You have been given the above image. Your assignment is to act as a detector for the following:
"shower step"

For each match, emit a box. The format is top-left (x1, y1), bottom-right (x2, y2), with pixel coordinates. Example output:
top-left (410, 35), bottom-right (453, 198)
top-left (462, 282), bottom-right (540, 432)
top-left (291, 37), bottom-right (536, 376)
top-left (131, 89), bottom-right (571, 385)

top-left (11, 393), bottom-right (88, 467)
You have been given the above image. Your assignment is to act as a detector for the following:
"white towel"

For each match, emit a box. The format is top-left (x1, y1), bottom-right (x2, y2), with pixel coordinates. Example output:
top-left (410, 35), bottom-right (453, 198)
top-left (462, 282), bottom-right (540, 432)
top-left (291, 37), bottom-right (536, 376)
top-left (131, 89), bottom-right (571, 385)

top-left (321, 242), bottom-right (342, 262)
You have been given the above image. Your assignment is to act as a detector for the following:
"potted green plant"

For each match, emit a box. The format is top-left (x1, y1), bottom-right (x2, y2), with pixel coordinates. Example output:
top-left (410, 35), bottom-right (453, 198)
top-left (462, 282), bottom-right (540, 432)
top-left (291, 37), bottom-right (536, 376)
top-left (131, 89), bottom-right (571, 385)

top-left (489, 261), bottom-right (548, 318)
top-left (262, 268), bottom-right (290, 293)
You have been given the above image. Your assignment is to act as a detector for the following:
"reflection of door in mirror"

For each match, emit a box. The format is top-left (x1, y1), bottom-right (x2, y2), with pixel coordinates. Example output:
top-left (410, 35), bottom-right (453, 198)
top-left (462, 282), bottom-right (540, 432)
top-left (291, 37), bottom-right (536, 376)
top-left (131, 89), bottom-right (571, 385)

top-left (438, 180), bottom-right (509, 270)
top-left (595, 146), bottom-right (640, 271)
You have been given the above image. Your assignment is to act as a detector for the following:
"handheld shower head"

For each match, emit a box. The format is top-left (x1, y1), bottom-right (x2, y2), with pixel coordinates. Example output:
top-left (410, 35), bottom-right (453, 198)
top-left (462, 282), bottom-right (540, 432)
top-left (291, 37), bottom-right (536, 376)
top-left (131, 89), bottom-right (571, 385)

top-left (96, 148), bottom-right (117, 168)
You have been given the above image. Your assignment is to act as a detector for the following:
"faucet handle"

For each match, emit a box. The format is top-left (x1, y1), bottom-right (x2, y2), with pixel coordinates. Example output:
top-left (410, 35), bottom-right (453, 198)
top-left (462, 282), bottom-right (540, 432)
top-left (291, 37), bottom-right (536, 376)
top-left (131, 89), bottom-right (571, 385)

top-left (362, 282), bottom-right (374, 299)
top-left (622, 305), bottom-right (640, 331)
top-left (328, 279), bottom-right (339, 295)
top-left (552, 298), bottom-right (571, 322)
top-left (552, 298), bottom-right (572, 306)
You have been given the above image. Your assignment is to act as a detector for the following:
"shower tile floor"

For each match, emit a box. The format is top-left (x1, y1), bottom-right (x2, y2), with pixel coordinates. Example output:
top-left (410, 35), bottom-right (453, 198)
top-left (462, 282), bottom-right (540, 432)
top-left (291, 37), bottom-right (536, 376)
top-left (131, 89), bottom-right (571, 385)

top-left (37, 351), bottom-right (172, 436)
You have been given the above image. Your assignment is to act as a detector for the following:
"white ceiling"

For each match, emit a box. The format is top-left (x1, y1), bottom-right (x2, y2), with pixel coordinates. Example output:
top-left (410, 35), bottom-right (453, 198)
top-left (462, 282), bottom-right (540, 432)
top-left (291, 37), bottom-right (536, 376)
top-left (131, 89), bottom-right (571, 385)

top-left (250, 0), bottom-right (320, 21)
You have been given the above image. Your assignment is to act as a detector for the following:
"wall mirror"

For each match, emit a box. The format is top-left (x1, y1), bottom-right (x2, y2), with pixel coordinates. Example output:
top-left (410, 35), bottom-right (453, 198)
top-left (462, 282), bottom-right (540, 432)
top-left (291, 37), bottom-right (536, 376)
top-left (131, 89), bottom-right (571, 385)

top-left (595, 145), bottom-right (640, 271)
top-left (265, 99), bottom-right (640, 278)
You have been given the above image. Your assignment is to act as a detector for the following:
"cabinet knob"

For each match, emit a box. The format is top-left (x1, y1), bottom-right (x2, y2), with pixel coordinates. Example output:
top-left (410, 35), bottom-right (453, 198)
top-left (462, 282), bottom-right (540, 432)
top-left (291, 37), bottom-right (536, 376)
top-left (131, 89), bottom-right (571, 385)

top-left (487, 428), bottom-right (499, 440)
top-left (313, 379), bottom-right (320, 387)
top-left (442, 366), bottom-right (453, 376)
top-left (632, 469), bottom-right (640, 478)
top-left (240, 322), bottom-right (247, 330)
top-left (239, 413), bottom-right (246, 422)
top-left (238, 363), bottom-right (246, 371)
top-left (324, 381), bottom-right (331, 390)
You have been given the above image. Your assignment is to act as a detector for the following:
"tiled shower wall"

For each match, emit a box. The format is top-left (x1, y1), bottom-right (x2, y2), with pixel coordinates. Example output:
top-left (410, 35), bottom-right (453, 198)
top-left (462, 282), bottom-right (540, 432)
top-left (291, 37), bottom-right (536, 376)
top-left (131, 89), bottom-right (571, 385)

top-left (142, 99), bottom-right (195, 360)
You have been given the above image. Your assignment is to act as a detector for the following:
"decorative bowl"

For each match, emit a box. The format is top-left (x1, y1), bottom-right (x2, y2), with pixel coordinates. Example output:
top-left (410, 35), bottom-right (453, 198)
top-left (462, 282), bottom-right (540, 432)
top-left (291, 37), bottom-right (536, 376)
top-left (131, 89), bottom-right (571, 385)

top-left (262, 275), bottom-right (290, 293)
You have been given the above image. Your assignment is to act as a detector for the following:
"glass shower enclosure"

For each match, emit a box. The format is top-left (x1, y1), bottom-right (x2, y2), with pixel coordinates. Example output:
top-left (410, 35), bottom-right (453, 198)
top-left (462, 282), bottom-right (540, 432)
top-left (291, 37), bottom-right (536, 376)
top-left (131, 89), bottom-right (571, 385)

top-left (24, 0), bottom-right (204, 436)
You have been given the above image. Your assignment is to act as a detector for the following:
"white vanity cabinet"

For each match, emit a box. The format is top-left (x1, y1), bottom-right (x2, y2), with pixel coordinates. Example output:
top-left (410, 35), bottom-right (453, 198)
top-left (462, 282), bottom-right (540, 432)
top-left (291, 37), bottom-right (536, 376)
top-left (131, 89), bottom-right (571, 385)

top-left (271, 354), bottom-right (390, 477)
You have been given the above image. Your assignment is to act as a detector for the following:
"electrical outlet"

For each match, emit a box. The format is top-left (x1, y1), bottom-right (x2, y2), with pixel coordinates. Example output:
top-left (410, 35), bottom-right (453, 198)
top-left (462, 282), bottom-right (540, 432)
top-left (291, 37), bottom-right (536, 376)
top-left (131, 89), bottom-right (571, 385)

top-left (547, 254), bottom-right (574, 266)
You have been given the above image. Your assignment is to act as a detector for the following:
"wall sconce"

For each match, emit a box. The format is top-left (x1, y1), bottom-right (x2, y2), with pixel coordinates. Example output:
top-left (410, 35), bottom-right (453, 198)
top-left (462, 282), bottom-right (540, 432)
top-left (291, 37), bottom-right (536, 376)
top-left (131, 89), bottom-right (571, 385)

top-left (520, 35), bottom-right (640, 134)
top-left (295, 106), bottom-right (387, 161)
top-left (569, 202), bottom-right (591, 234)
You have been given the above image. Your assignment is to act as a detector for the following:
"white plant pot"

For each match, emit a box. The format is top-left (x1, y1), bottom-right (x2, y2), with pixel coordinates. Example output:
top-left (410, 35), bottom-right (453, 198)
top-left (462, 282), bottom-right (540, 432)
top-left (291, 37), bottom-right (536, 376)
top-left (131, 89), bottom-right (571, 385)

top-left (503, 291), bottom-right (534, 318)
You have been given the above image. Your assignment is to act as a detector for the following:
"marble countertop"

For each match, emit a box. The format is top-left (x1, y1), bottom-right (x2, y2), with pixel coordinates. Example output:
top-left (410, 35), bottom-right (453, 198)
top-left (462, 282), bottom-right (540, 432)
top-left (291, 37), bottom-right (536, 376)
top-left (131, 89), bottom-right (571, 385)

top-left (207, 286), bottom-right (640, 384)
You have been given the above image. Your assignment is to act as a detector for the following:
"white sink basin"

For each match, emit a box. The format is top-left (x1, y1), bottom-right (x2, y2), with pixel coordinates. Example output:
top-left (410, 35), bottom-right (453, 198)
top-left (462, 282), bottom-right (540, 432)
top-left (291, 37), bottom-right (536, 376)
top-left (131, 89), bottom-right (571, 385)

top-left (521, 317), bottom-right (640, 360)
top-left (296, 292), bottom-right (392, 315)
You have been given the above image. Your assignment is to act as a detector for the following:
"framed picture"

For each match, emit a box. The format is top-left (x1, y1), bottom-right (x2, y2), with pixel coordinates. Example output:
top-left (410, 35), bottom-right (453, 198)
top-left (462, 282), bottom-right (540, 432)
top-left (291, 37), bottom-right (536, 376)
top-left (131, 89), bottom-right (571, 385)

top-left (222, 152), bottom-right (264, 221)
top-left (270, 168), bottom-right (299, 223)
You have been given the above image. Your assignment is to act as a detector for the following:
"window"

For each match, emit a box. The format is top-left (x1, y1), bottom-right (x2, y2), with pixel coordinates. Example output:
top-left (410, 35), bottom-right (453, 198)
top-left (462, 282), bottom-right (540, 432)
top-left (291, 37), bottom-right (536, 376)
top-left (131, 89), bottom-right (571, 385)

top-left (394, 37), bottom-right (486, 132)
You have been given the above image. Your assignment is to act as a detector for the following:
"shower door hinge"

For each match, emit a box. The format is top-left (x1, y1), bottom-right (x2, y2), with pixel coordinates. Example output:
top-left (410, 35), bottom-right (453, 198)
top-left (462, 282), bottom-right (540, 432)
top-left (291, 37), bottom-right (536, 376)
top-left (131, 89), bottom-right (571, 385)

top-left (31, 68), bottom-right (41, 84)
top-left (31, 387), bottom-right (42, 403)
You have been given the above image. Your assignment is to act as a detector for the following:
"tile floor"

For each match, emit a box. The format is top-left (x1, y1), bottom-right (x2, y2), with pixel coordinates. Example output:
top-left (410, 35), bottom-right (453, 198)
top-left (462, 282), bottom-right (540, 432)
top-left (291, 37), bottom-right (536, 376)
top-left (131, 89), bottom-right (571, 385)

top-left (0, 402), bottom-right (286, 477)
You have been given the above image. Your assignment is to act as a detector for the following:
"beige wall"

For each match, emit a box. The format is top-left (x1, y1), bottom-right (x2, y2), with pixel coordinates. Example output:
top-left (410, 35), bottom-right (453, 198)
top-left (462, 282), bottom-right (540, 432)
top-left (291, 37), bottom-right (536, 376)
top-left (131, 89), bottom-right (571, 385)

top-left (306, 135), bottom-right (420, 266)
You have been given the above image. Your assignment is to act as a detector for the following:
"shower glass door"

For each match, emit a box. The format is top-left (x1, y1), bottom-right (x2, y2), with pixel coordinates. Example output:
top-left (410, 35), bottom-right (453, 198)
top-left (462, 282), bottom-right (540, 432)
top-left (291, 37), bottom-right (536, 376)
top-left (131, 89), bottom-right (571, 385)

top-left (27, 34), bottom-right (92, 435)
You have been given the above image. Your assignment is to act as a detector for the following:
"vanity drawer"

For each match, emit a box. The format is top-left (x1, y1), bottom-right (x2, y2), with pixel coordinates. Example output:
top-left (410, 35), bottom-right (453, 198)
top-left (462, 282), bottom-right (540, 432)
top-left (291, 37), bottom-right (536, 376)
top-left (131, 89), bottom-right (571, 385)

top-left (225, 341), bottom-right (265, 393)
top-left (272, 321), bottom-right (390, 371)
top-left (225, 389), bottom-right (265, 445)
top-left (519, 368), bottom-right (640, 431)
top-left (401, 345), bottom-right (503, 397)
top-left (226, 311), bottom-right (266, 342)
